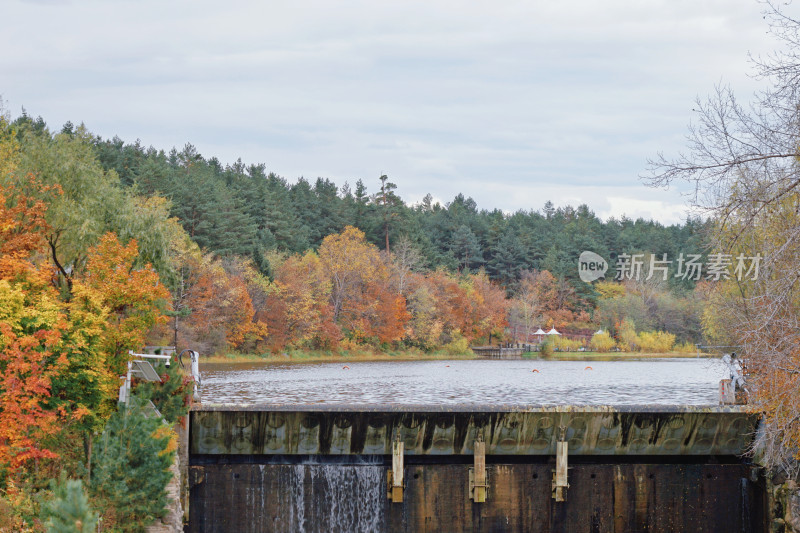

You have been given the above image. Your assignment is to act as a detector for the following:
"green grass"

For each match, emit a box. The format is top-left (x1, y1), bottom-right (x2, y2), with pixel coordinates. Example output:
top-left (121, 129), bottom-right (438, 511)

top-left (541, 351), bottom-right (710, 361)
top-left (201, 348), bottom-right (478, 365)
top-left (201, 348), bottom-right (710, 365)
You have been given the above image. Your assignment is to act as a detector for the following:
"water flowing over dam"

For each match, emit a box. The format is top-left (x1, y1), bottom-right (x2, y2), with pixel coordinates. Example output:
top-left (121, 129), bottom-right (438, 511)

top-left (187, 400), bottom-right (766, 532)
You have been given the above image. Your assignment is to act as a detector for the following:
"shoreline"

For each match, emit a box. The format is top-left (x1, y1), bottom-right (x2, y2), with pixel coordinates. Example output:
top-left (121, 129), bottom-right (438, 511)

top-left (200, 350), bottom-right (712, 365)
top-left (544, 351), bottom-right (711, 361)
top-left (200, 350), bottom-right (478, 365)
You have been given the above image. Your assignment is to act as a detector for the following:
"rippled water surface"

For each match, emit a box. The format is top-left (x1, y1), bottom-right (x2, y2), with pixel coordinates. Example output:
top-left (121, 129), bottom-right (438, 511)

top-left (199, 358), bottom-right (729, 406)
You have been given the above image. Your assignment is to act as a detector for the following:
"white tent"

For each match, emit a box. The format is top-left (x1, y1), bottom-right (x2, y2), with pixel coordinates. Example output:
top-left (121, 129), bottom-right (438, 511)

top-left (595, 329), bottom-right (604, 335)
top-left (546, 327), bottom-right (561, 335)
top-left (534, 328), bottom-right (546, 336)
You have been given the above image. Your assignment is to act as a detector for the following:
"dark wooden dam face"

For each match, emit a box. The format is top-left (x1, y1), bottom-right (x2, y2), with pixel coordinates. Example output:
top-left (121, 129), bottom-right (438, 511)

top-left (188, 405), bottom-right (767, 532)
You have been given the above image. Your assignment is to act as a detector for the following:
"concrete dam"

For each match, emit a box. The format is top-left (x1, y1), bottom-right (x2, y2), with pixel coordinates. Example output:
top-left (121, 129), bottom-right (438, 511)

top-left (187, 404), bottom-right (766, 532)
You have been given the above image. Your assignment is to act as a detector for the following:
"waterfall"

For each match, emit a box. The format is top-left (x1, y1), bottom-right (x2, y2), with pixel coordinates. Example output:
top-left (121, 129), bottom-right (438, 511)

top-left (257, 463), bottom-right (385, 532)
top-left (307, 465), bottom-right (385, 532)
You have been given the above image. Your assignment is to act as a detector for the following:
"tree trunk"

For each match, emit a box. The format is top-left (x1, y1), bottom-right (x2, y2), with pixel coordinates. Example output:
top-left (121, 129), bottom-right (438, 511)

top-left (85, 433), bottom-right (93, 484)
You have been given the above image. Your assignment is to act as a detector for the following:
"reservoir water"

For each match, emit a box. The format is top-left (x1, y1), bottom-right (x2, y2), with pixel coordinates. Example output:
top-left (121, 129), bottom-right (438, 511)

top-left (199, 357), bottom-right (729, 406)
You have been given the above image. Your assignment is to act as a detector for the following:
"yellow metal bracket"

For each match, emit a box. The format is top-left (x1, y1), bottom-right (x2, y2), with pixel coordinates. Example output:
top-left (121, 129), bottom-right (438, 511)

top-left (387, 438), bottom-right (404, 502)
top-left (469, 437), bottom-right (488, 502)
top-left (552, 426), bottom-right (569, 502)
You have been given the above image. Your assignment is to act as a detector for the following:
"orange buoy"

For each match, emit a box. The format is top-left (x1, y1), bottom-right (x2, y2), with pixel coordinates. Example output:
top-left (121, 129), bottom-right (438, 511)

top-left (445, 365), bottom-right (450, 367)
top-left (584, 366), bottom-right (593, 370)
top-left (531, 369), bottom-right (539, 373)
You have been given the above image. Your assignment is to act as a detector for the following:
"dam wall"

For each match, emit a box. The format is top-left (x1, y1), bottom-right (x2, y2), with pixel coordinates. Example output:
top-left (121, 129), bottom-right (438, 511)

top-left (188, 404), bottom-right (767, 532)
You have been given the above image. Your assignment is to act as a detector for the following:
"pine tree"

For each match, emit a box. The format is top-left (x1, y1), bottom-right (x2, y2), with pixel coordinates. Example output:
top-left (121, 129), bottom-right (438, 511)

top-left (264, 173), bottom-right (309, 252)
top-left (133, 359), bottom-right (191, 424)
top-left (41, 475), bottom-right (98, 533)
top-left (90, 399), bottom-right (173, 532)
top-left (450, 225), bottom-right (483, 272)
top-left (488, 230), bottom-right (524, 288)
top-left (375, 174), bottom-right (403, 252)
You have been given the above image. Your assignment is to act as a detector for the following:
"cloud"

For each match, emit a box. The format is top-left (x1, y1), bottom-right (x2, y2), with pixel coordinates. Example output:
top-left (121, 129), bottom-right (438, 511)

top-left (1, 0), bottom-right (782, 225)
top-left (600, 197), bottom-right (692, 225)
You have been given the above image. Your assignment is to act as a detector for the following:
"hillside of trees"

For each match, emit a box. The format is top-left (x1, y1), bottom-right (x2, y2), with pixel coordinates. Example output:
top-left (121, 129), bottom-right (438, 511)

top-left (6, 2), bottom-right (800, 524)
top-left (4, 111), bottom-right (711, 357)
top-left (87, 125), bottom-right (708, 294)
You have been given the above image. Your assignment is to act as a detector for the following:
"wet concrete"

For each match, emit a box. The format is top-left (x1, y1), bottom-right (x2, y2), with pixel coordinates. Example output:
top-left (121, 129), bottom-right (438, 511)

top-left (188, 405), bottom-right (766, 532)
top-left (191, 405), bottom-right (758, 457)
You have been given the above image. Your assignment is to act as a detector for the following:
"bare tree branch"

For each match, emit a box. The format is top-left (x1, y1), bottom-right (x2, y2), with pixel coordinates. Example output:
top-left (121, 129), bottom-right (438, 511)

top-left (644, 1), bottom-right (800, 476)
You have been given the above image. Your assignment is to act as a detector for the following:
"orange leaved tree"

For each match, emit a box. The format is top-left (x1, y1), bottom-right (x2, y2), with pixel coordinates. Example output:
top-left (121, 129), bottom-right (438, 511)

top-left (318, 226), bottom-right (409, 345)
top-left (0, 178), bottom-right (67, 474)
top-left (0, 281), bottom-right (67, 472)
top-left (318, 226), bottom-right (384, 322)
top-left (267, 251), bottom-right (340, 350)
top-left (77, 233), bottom-right (170, 377)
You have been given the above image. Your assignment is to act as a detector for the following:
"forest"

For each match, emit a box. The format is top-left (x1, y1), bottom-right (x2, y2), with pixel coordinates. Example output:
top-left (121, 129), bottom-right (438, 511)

top-left (25, 112), bottom-right (710, 356)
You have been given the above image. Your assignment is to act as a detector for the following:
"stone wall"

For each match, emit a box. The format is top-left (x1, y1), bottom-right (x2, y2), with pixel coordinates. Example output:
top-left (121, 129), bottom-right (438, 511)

top-left (772, 480), bottom-right (800, 533)
top-left (145, 428), bottom-right (184, 533)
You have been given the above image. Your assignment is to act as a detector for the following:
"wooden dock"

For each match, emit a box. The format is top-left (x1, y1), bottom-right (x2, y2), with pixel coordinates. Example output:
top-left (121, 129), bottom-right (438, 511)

top-left (471, 345), bottom-right (535, 359)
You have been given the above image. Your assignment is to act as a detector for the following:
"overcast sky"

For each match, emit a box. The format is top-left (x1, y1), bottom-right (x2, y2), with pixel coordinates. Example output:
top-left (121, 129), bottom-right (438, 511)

top-left (1, 0), bottom-right (785, 224)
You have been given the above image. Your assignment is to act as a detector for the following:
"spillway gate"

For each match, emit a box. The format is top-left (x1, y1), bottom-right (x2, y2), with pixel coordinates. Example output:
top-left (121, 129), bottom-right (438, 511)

top-left (188, 404), bottom-right (766, 532)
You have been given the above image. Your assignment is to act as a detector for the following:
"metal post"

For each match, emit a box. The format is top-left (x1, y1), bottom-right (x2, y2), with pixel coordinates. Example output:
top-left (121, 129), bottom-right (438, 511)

top-left (123, 361), bottom-right (133, 404)
top-left (191, 350), bottom-right (201, 402)
top-left (553, 426), bottom-right (569, 501)
top-left (388, 437), bottom-right (404, 502)
top-left (470, 437), bottom-right (487, 502)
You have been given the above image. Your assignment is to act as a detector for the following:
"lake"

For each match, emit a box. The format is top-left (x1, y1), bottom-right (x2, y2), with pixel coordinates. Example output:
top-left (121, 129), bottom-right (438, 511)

top-left (199, 358), bottom-right (730, 406)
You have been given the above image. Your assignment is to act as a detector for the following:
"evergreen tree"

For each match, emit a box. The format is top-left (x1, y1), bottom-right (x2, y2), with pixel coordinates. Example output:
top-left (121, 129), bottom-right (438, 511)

top-left (133, 360), bottom-right (191, 425)
top-left (68, 120), bottom-right (711, 294)
top-left (91, 399), bottom-right (173, 532)
top-left (133, 150), bottom-right (172, 196)
top-left (450, 225), bottom-right (483, 272)
top-left (352, 179), bottom-right (373, 230)
top-left (264, 173), bottom-right (309, 252)
top-left (41, 475), bottom-right (98, 533)
top-left (210, 188), bottom-right (259, 256)
top-left (541, 245), bottom-right (568, 278)
top-left (488, 230), bottom-right (524, 288)
top-left (312, 177), bottom-right (348, 244)
top-left (375, 174), bottom-right (403, 251)
top-left (92, 135), bottom-right (147, 187)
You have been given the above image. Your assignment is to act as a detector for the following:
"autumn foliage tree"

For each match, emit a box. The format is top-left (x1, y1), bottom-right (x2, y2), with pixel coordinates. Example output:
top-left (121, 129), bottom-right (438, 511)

top-left (361, 281), bottom-right (410, 344)
top-left (401, 268), bottom-right (506, 348)
top-left (468, 270), bottom-right (509, 341)
top-left (0, 275), bottom-right (68, 475)
top-left (318, 226), bottom-right (385, 322)
top-left (318, 226), bottom-right (410, 344)
top-left (0, 178), bottom-right (69, 478)
top-left (510, 270), bottom-right (556, 341)
top-left (641, 2), bottom-right (800, 474)
top-left (7, 121), bottom-right (180, 293)
top-left (77, 233), bottom-right (170, 376)
top-left (176, 252), bottom-right (268, 354)
top-left (0, 118), bottom-right (187, 529)
top-left (263, 251), bottom-right (339, 351)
